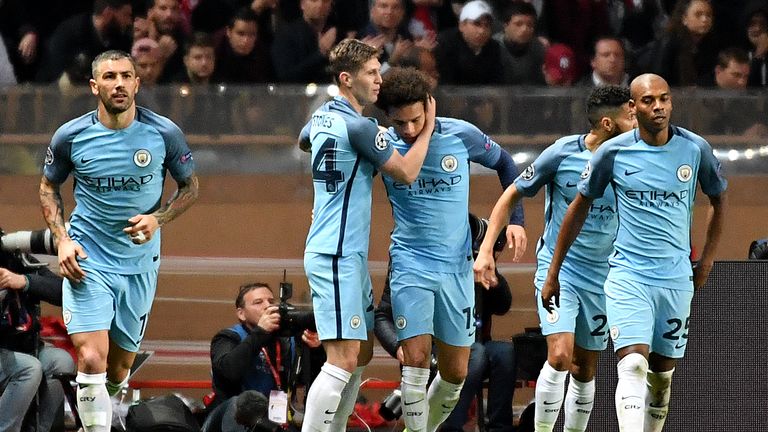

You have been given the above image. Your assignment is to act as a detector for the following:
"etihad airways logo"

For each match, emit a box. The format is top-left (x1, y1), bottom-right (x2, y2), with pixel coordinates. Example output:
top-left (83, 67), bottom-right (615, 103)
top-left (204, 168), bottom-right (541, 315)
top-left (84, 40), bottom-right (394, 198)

top-left (392, 175), bottom-right (463, 196)
top-left (625, 189), bottom-right (689, 208)
top-left (82, 174), bottom-right (154, 192)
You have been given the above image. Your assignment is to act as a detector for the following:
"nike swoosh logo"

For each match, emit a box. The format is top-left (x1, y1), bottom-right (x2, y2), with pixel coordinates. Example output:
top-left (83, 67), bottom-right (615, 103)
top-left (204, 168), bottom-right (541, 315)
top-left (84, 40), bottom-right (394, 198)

top-left (324, 409), bottom-right (336, 415)
top-left (468, 329), bottom-right (476, 337)
top-left (675, 341), bottom-right (687, 349)
top-left (80, 157), bottom-right (93, 164)
top-left (565, 181), bottom-right (577, 187)
top-left (403, 398), bottom-right (424, 406)
top-left (542, 400), bottom-right (561, 405)
top-left (624, 169), bottom-right (642, 176)
top-left (621, 396), bottom-right (640, 400)
top-left (574, 400), bottom-right (592, 405)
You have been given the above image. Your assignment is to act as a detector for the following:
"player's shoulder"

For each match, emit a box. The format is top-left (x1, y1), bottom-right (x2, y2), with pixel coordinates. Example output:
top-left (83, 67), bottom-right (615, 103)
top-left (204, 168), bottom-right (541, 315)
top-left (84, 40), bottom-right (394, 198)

top-left (670, 125), bottom-right (711, 150)
top-left (599, 129), bottom-right (637, 154)
top-left (52, 110), bottom-right (98, 144)
top-left (550, 134), bottom-right (584, 153)
top-left (135, 106), bottom-right (183, 136)
top-left (436, 117), bottom-right (484, 137)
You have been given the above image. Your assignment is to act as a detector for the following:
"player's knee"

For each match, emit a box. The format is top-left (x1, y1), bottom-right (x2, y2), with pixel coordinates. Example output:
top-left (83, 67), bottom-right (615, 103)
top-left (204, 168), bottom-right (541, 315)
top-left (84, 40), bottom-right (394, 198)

top-left (616, 353), bottom-right (648, 380)
top-left (77, 347), bottom-right (108, 373)
top-left (647, 369), bottom-right (674, 391)
top-left (440, 361), bottom-right (468, 384)
top-left (547, 348), bottom-right (573, 371)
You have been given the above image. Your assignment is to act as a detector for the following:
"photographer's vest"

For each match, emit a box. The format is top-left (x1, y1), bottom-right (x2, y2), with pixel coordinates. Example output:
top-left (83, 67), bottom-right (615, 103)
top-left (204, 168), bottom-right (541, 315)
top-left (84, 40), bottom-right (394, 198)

top-left (229, 324), bottom-right (295, 395)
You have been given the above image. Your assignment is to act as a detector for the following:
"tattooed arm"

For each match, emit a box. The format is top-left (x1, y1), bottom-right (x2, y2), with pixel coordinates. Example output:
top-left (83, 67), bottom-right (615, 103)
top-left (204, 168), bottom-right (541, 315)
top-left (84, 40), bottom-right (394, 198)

top-left (39, 176), bottom-right (87, 282)
top-left (123, 174), bottom-right (200, 244)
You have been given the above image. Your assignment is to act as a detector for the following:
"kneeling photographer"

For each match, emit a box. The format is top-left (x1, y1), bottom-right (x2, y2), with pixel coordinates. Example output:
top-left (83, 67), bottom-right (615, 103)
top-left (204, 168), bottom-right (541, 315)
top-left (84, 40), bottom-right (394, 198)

top-left (206, 282), bottom-right (325, 432)
top-left (1, 227), bottom-right (75, 432)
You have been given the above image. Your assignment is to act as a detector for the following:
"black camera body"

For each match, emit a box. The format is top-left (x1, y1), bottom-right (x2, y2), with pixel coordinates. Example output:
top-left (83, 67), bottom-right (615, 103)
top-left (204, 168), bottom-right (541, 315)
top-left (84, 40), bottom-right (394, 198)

top-left (277, 281), bottom-right (316, 338)
top-left (469, 213), bottom-right (507, 257)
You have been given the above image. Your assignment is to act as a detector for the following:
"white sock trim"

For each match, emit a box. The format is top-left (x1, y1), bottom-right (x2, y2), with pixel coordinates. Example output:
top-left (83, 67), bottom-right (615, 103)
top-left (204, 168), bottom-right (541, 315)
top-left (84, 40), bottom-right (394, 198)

top-left (76, 371), bottom-right (107, 385)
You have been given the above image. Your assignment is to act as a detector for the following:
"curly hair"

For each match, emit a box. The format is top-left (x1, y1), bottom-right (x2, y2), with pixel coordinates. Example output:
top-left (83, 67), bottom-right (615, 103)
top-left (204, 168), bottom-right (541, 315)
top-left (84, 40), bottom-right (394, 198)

top-left (328, 39), bottom-right (380, 84)
top-left (375, 67), bottom-right (431, 113)
top-left (586, 85), bottom-right (631, 128)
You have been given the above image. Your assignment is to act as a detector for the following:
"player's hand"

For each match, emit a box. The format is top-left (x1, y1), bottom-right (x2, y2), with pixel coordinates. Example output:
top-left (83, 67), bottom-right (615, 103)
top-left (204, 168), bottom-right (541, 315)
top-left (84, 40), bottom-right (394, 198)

top-left (541, 276), bottom-right (560, 313)
top-left (302, 329), bottom-right (322, 348)
top-left (693, 261), bottom-right (713, 290)
top-left (57, 237), bottom-right (87, 283)
top-left (506, 224), bottom-right (527, 262)
top-left (420, 95), bottom-right (436, 137)
top-left (0, 268), bottom-right (26, 290)
top-left (258, 305), bottom-right (281, 333)
top-left (124, 214), bottom-right (159, 245)
top-left (396, 346), bottom-right (405, 364)
top-left (473, 250), bottom-right (498, 289)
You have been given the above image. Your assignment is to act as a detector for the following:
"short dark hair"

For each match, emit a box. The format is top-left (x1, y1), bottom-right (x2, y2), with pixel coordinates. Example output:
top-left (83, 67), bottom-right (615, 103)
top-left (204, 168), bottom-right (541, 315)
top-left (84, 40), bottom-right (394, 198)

top-left (501, 1), bottom-right (537, 23)
top-left (375, 67), bottom-right (431, 113)
top-left (590, 36), bottom-right (625, 59)
top-left (91, 50), bottom-right (136, 78)
top-left (328, 38), bottom-right (380, 85)
top-left (235, 282), bottom-right (272, 308)
top-left (717, 47), bottom-right (750, 68)
top-left (586, 85), bottom-right (631, 128)
top-left (94, 0), bottom-right (132, 15)
top-left (228, 7), bottom-right (258, 28)
top-left (184, 32), bottom-right (215, 56)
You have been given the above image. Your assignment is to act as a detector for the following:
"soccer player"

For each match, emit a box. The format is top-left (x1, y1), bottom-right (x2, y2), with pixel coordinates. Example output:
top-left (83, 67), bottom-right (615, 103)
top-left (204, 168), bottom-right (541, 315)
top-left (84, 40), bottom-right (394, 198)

top-left (39, 50), bottom-right (199, 432)
top-left (474, 85), bottom-right (636, 432)
top-left (541, 73), bottom-right (727, 432)
top-left (298, 39), bottom-right (435, 432)
top-left (375, 67), bottom-right (526, 432)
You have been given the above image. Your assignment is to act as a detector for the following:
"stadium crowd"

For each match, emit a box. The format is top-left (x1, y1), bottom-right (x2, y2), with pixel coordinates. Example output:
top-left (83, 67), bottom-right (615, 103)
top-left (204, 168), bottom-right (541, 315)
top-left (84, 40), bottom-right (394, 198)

top-left (0, 0), bottom-right (767, 89)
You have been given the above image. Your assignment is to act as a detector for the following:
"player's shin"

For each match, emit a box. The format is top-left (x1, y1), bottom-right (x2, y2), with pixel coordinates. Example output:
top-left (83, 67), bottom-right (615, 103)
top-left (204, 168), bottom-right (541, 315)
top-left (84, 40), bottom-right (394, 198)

top-left (563, 377), bottom-right (595, 432)
top-left (401, 366), bottom-right (430, 432)
top-left (328, 366), bottom-right (365, 432)
top-left (107, 375), bottom-right (130, 430)
top-left (76, 372), bottom-right (112, 432)
top-left (615, 353), bottom-right (648, 432)
top-left (425, 372), bottom-right (463, 432)
top-left (301, 363), bottom-right (351, 432)
top-left (644, 369), bottom-right (674, 432)
top-left (534, 362), bottom-right (568, 431)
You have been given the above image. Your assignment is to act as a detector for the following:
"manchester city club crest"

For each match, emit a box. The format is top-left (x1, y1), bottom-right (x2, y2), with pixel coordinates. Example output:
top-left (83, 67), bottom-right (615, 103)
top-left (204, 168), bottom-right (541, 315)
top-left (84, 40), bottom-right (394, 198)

top-left (350, 315), bottom-right (362, 329)
top-left (441, 155), bottom-right (458, 172)
top-left (580, 161), bottom-right (592, 179)
top-left (395, 316), bottom-right (407, 329)
top-left (677, 164), bottom-right (692, 182)
top-left (134, 149), bottom-right (152, 167)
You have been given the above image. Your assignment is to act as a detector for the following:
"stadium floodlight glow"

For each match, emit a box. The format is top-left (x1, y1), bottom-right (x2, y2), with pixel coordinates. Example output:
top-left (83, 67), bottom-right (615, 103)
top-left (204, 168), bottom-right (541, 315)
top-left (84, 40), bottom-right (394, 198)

top-left (513, 152), bottom-right (529, 165)
top-left (305, 83), bottom-right (318, 97)
top-left (728, 149), bottom-right (739, 161)
top-left (760, 146), bottom-right (768, 157)
top-left (745, 149), bottom-right (755, 160)
top-left (179, 85), bottom-right (190, 97)
top-left (268, 84), bottom-right (276, 94)
top-left (326, 84), bottom-right (339, 97)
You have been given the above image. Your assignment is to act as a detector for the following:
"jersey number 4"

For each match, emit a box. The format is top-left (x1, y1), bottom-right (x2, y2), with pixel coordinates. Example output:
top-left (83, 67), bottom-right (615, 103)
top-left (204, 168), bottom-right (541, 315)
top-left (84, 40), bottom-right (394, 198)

top-left (312, 137), bottom-right (344, 193)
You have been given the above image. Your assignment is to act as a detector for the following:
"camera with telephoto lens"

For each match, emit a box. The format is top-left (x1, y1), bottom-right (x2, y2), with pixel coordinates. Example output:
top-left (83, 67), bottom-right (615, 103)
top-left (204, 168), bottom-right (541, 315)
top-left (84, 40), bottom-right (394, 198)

top-left (378, 354), bottom-right (438, 421)
top-left (277, 279), bottom-right (316, 338)
top-left (468, 213), bottom-right (507, 257)
top-left (0, 228), bottom-right (57, 256)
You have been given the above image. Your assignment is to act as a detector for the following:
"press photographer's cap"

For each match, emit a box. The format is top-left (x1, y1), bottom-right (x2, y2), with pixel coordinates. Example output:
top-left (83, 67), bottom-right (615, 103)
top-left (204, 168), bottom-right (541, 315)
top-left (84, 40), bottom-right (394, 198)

top-left (460, 0), bottom-right (493, 22)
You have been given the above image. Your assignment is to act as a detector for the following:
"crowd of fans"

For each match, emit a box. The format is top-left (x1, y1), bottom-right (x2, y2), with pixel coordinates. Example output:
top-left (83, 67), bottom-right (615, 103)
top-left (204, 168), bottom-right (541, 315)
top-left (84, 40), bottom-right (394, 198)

top-left (1, 0), bottom-right (767, 90)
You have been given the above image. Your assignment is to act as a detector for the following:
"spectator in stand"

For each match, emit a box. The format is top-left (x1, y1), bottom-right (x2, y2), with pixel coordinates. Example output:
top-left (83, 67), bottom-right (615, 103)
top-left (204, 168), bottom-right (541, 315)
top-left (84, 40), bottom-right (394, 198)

top-left (215, 8), bottom-right (274, 83)
top-left (0, 0), bottom-right (41, 82)
top-left (357, 0), bottom-right (414, 74)
top-left (435, 0), bottom-right (504, 85)
top-left (538, 0), bottom-right (611, 73)
top-left (392, 45), bottom-right (440, 87)
top-left (132, 38), bottom-right (164, 86)
top-left (271, 0), bottom-right (340, 83)
top-left (712, 47), bottom-right (751, 89)
top-left (35, 0), bottom-right (133, 83)
top-left (192, 0), bottom-right (280, 46)
top-left (173, 32), bottom-right (216, 84)
top-left (408, 0), bottom-right (458, 40)
top-left (494, 1), bottom-right (546, 85)
top-left (744, 1), bottom-right (768, 87)
top-left (637, 0), bottom-right (721, 86)
top-left (146, 0), bottom-right (189, 82)
top-left (543, 43), bottom-right (578, 86)
top-left (609, 0), bottom-right (666, 52)
top-left (579, 36), bottom-right (628, 87)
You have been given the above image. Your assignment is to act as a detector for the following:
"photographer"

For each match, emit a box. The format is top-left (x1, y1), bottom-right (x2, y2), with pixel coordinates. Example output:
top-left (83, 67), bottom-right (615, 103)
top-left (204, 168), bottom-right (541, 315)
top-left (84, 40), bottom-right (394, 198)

top-left (206, 282), bottom-right (324, 432)
top-left (1, 233), bottom-right (75, 432)
top-left (374, 214), bottom-right (518, 431)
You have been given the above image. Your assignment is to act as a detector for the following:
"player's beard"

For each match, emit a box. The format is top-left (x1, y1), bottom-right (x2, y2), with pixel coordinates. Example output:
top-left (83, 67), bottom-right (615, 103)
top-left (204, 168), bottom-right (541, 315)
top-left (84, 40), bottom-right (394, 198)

top-left (100, 89), bottom-right (134, 115)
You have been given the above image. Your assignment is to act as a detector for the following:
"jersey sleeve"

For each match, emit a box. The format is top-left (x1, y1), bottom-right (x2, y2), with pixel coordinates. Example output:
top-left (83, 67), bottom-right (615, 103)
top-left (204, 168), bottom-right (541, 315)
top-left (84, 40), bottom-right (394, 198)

top-left (513, 142), bottom-right (564, 197)
top-left (347, 117), bottom-right (394, 168)
top-left (158, 119), bottom-right (196, 182)
top-left (298, 121), bottom-right (311, 151)
top-left (578, 142), bottom-right (618, 199)
top-left (695, 138), bottom-right (728, 197)
top-left (456, 120), bottom-right (501, 167)
top-left (43, 123), bottom-right (76, 184)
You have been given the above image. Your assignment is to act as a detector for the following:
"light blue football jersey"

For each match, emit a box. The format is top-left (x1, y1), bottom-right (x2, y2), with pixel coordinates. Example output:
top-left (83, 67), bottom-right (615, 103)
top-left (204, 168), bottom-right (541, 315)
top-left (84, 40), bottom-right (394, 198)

top-left (579, 126), bottom-right (727, 290)
top-left (43, 107), bottom-right (195, 274)
top-left (301, 96), bottom-right (394, 257)
top-left (515, 135), bottom-right (617, 293)
top-left (382, 117), bottom-right (502, 273)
